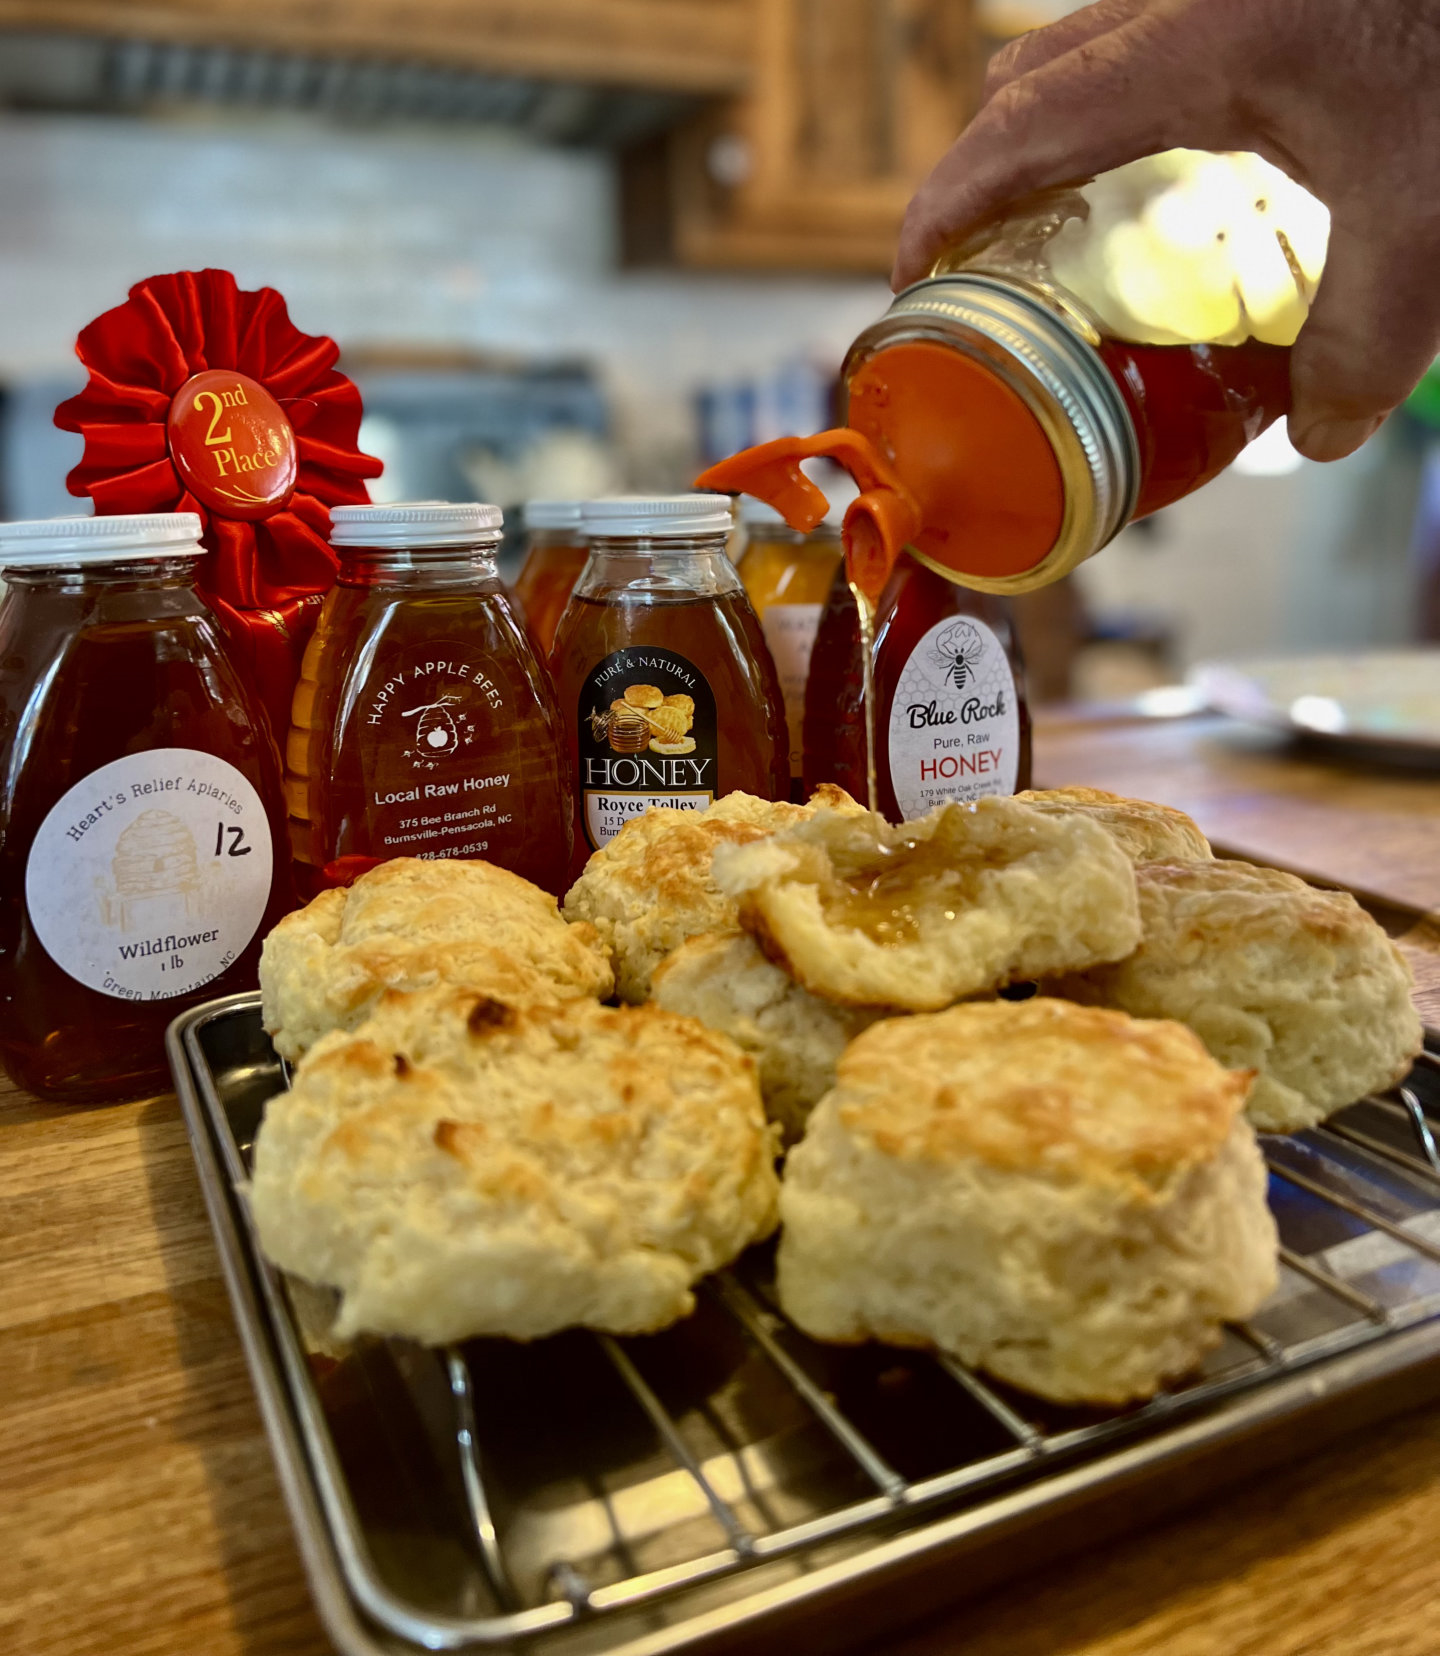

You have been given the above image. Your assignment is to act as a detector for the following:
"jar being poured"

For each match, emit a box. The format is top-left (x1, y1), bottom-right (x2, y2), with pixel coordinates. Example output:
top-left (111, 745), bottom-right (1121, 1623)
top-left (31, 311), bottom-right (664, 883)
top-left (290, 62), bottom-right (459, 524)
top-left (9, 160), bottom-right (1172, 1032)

top-left (698, 149), bottom-right (1329, 810)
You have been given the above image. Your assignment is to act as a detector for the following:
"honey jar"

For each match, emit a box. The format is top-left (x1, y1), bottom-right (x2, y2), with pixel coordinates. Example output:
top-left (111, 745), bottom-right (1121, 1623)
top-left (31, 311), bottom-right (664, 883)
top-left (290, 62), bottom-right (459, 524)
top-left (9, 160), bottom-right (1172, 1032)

top-left (699, 150), bottom-right (1327, 600)
top-left (549, 495), bottom-right (787, 871)
top-left (736, 495), bottom-right (843, 795)
top-left (0, 513), bottom-right (292, 1103)
top-left (803, 550), bottom-right (1031, 819)
top-left (285, 502), bottom-right (573, 895)
top-left (512, 500), bottom-right (588, 657)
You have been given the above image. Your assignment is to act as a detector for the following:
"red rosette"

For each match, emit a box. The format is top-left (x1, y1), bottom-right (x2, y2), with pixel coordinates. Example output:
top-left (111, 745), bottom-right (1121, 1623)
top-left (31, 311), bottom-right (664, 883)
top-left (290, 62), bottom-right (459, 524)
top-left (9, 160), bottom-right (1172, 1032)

top-left (54, 268), bottom-right (382, 740)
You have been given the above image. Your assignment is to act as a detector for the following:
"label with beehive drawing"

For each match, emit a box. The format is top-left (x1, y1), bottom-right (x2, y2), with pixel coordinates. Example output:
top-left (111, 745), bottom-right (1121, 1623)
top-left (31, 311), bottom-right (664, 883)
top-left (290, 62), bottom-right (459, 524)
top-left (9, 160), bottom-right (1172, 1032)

top-left (887, 614), bottom-right (1018, 819)
top-left (24, 748), bottom-right (274, 999)
top-left (577, 646), bottom-right (717, 849)
top-left (356, 641), bottom-right (524, 861)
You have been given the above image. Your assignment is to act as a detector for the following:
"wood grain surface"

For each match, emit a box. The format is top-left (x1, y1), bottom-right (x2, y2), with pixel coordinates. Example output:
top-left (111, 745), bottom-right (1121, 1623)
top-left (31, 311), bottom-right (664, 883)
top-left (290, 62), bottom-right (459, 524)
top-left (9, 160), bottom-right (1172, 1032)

top-left (5, 707), bottom-right (1440, 1656)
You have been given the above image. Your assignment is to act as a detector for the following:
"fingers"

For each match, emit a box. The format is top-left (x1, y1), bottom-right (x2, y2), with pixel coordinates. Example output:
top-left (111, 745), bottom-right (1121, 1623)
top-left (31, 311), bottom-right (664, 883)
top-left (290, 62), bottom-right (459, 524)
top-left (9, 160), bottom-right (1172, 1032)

top-left (981, 0), bottom-right (1148, 105)
top-left (893, 8), bottom-right (1227, 288)
top-left (1288, 211), bottom-right (1440, 460)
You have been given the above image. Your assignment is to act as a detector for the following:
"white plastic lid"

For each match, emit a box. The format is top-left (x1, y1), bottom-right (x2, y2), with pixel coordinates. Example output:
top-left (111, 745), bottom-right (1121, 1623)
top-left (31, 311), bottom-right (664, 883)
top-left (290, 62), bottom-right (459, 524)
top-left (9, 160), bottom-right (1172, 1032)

top-left (523, 500), bottom-right (585, 532)
top-left (0, 512), bottom-right (203, 568)
top-left (581, 494), bottom-right (733, 539)
top-left (329, 501), bottom-right (504, 548)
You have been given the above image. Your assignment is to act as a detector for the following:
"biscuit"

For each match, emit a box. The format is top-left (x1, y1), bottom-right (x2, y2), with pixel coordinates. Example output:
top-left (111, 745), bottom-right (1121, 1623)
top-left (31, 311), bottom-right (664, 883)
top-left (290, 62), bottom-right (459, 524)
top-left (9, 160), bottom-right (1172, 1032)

top-left (1050, 860), bottom-right (1423, 1132)
top-left (624, 684), bottom-right (665, 709)
top-left (777, 999), bottom-right (1277, 1405)
top-left (261, 857), bottom-right (614, 1061)
top-left (712, 797), bottom-right (1141, 1011)
top-left (652, 931), bottom-right (884, 1141)
top-left (1015, 786), bottom-right (1213, 864)
top-left (251, 989), bottom-right (780, 1344)
top-left (563, 787), bottom-right (862, 1003)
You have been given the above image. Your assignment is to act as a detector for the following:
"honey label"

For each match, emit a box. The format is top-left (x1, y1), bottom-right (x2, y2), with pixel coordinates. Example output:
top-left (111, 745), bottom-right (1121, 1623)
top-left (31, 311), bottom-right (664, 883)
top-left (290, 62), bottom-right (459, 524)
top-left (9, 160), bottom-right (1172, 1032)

top-left (357, 643), bottom-right (518, 861)
top-left (24, 748), bottom-right (274, 1000)
top-left (166, 369), bottom-right (298, 522)
top-left (887, 615), bottom-right (1019, 818)
top-left (577, 647), bottom-right (716, 849)
top-left (761, 603), bottom-right (823, 779)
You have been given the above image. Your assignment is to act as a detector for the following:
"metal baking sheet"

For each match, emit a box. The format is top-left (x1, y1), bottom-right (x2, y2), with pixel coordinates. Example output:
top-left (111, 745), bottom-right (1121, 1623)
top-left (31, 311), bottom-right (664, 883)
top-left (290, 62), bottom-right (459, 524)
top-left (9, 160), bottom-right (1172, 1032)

top-left (168, 995), bottom-right (1440, 1656)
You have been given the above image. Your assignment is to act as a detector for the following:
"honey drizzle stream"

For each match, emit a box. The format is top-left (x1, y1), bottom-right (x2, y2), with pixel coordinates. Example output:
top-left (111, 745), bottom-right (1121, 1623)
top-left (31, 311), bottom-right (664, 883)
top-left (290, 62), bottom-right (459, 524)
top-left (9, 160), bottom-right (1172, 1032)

top-left (849, 578), bottom-right (879, 814)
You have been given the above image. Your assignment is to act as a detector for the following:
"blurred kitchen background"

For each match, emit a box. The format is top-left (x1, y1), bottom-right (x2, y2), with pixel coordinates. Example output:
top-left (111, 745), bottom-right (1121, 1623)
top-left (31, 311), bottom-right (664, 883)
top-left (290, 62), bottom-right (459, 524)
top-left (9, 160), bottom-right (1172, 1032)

top-left (1, 0), bottom-right (1437, 702)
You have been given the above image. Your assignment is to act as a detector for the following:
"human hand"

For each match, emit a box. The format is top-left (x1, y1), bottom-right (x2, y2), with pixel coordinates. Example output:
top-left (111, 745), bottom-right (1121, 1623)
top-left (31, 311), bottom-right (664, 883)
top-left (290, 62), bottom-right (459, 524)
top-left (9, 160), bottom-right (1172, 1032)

top-left (893, 0), bottom-right (1440, 460)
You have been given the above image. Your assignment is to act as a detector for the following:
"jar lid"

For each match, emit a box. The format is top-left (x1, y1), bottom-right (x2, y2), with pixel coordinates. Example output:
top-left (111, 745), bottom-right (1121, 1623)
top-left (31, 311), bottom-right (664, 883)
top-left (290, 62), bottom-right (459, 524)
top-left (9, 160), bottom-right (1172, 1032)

top-left (0, 512), bottom-right (203, 568)
top-left (581, 494), bottom-right (733, 538)
top-left (329, 501), bottom-right (504, 548)
top-left (523, 500), bottom-right (584, 532)
top-left (843, 275), bottom-right (1138, 594)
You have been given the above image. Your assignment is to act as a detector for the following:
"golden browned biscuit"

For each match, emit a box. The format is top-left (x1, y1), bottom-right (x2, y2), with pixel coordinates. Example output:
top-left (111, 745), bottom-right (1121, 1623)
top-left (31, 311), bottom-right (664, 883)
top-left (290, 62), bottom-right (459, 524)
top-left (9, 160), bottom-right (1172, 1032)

top-left (623, 684), bottom-right (665, 709)
top-left (651, 931), bottom-right (885, 1141)
top-left (712, 797), bottom-right (1141, 1011)
top-left (250, 989), bottom-right (780, 1344)
top-left (777, 999), bottom-right (1277, 1405)
top-left (563, 788), bottom-right (862, 1003)
top-left (663, 693), bottom-right (695, 719)
top-left (1051, 860), bottom-right (1423, 1132)
top-left (261, 857), bottom-right (613, 1061)
top-left (646, 704), bottom-right (690, 741)
top-left (1015, 786), bottom-right (1213, 864)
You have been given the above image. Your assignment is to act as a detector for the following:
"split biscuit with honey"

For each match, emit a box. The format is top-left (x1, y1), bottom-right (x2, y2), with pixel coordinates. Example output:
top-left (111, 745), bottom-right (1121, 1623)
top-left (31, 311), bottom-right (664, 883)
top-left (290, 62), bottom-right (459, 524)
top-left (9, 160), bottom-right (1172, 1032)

top-left (250, 989), bottom-right (780, 1344)
top-left (564, 786), bottom-right (863, 1003)
top-left (777, 999), bottom-right (1277, 1405)
top-left (1050, 860), bottom-right (1423, 1132)
top-left (712, 797), bottom-right (1140, 1011)
top-left (1015, 786), bottom-right (1213, 864)
top-left (652, 931), bottom-right (885, 1142)
top-left (261, 857), bottom-right (614, 1061)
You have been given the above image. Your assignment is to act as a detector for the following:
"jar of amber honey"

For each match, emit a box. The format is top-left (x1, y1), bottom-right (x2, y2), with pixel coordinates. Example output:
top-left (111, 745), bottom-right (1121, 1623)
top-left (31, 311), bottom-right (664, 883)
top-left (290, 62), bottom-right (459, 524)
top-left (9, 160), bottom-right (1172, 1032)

top-left (736, 495), bottom-right (843, 796)
top-left (844, 150), bottom-right (1325, 594)
top-left (285, 502), bottom-right (573, 895)
top-left (804, 550), bottom-right (1031, 819)
top-left (0, 513), bottom-right (292, 1103)
top-left (550, 495), bottom-right (787, 870)
top-left (513, 500), bottom-right (588, 658)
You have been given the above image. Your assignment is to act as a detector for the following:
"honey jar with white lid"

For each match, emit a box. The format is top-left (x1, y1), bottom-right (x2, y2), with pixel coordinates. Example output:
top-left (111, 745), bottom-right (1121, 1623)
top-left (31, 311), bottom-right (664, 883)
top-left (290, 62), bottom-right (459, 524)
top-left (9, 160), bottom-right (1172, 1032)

top-left (285, 501), bottom-right (574, 896)
top-left (549, 494), bottom-right (787, 876)
top-left (0, 512), bottom-right (292, 1103)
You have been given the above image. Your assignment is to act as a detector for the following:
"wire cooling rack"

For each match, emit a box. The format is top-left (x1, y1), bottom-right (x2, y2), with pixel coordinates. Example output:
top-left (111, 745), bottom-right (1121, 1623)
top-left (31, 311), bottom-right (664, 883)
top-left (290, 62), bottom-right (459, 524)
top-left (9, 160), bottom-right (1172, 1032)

top-left (171, 999), bottom-right (1440, 1656)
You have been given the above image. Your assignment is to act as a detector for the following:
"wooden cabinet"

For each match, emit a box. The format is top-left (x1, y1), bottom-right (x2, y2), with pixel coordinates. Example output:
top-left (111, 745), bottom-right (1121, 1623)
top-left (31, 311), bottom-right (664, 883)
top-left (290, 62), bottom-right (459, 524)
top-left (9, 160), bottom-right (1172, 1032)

top-left (0, 0), bottom-right (754, 94)
top-left (623, 0), bottom-right (980, 272)
top-left (0, 0), bottom-right (980, 272)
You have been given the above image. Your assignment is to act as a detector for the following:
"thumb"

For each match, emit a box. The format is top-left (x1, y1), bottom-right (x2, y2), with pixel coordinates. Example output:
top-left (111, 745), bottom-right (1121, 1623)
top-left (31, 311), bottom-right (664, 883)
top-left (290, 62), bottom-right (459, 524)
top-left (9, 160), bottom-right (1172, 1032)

top-left (1289, 210), bottom-right (1440, 460)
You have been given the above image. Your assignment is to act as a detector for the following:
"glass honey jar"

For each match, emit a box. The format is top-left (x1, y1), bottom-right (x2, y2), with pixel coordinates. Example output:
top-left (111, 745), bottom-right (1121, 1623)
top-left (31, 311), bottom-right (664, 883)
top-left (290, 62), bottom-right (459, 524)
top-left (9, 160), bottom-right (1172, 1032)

top-left (285, 502), bottom-right (573, 896)
top-left (513, 500), bottom-right (588, 657)
top-left (0, 513), bottom-right (292, 1104)
top-left (803, 549), bottom-right (1031, 820)
top-left (700, 150), bottom-right (1327, 601)
top-left (736, 493), bottom-right (843, 797)
top-left (549, 495), bottom-right (787, 874)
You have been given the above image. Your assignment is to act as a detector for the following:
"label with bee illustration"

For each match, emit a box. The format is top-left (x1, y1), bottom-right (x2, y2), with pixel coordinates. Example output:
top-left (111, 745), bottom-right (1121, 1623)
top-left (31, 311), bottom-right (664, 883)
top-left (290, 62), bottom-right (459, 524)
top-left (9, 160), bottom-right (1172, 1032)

top-left (887, 615), bottom-right (1018, 819)
top-left (357, 643), bottom-right (521, 860)
top-left (577, 647), bottom-right (717, 849)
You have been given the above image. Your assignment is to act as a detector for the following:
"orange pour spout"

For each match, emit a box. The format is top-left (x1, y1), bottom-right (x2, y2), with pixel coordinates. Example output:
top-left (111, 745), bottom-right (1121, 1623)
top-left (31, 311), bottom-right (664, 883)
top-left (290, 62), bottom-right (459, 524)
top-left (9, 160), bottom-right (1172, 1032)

top-left (696, 428), bottom-right (921, 602)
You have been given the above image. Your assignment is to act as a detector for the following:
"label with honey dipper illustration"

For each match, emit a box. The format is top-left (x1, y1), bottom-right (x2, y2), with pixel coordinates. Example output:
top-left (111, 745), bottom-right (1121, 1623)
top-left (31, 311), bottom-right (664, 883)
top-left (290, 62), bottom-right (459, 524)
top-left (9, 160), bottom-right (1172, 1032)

top-left (354, 642), bottom-right (528, 862)
top-left (24, 748), bottom-right (274, 999)
top-left (577, 647), bottom-right (717, 849)
top-left (887, 615), bottom-right (1018, 818)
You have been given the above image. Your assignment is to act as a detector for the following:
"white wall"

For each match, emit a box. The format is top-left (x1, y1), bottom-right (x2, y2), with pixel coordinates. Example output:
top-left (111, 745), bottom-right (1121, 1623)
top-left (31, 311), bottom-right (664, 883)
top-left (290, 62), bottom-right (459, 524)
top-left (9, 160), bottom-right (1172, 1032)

top-left (0, 109), bottom-right (891, 499)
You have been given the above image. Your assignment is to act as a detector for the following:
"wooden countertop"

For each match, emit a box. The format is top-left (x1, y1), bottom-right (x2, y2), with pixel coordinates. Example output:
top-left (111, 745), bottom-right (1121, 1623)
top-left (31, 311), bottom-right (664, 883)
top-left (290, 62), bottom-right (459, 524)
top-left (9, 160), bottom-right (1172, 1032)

top-left (5, 707), bottom-right (1440, 1656)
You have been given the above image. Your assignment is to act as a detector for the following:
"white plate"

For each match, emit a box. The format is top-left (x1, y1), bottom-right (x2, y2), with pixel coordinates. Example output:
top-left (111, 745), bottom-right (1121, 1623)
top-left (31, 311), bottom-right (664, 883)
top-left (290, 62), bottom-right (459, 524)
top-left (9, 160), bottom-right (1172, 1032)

top-left (1191, 649), bottom-right (1440, 755)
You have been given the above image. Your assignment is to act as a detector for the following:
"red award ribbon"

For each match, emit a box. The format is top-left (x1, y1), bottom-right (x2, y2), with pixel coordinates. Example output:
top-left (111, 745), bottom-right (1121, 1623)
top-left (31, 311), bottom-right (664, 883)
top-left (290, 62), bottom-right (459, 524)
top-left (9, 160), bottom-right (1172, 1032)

top-left (55, 268), bottom-right (382, 740)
